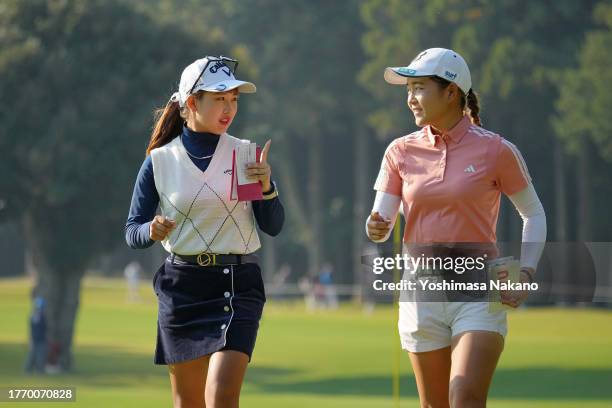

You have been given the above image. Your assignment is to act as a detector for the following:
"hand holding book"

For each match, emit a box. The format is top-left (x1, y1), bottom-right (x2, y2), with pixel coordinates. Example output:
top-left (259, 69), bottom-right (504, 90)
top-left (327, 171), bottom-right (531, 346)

top-left (246, 140), bottom-right (272, 193)
top-left (230, 140), bottom-right (273, 201)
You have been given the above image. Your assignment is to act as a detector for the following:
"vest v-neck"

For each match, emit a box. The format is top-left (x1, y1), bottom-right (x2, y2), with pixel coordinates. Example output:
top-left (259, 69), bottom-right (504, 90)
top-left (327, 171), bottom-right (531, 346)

top-left (177, 133), bottom-right (227, 180)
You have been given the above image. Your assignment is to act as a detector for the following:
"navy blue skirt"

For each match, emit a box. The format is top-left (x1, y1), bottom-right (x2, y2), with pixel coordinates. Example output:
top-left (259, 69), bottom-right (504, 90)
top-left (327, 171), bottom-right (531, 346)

top-left (152, 256), bottom-right (266, 365)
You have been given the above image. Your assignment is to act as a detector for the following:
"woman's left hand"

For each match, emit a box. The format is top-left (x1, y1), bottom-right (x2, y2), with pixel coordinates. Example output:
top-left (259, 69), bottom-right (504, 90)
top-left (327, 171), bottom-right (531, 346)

top-left (246, 140), bottom-right (272, 193)
top-left (499, 267), bottom-right (533, 308)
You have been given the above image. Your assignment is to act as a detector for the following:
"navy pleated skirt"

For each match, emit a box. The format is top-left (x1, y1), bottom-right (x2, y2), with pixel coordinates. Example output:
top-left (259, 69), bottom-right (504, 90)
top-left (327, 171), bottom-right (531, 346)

top-left (152, 255), bottom-right (266, 365)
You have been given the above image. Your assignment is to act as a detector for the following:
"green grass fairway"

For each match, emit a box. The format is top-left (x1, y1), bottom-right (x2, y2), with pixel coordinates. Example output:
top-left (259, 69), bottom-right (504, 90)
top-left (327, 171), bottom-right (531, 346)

top-left (1, 277), bottom-right (612, 407)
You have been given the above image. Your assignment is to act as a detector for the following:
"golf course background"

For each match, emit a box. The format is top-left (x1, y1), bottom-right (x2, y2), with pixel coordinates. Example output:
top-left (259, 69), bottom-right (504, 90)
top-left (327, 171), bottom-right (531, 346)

top-left (1, 277), bottom-right (611, 407)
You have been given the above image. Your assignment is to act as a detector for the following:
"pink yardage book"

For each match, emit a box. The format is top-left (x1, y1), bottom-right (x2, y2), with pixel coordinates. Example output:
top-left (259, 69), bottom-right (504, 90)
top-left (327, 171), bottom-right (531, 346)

top-left (230, 144), bottom-right (263, 201)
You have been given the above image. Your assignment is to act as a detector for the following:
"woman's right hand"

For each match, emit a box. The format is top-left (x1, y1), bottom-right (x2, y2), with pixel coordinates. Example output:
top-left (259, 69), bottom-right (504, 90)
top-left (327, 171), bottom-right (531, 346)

top-left (367, 211), bottom-right (392, 241)
top-left (150, 215), bottom-right (176, 241)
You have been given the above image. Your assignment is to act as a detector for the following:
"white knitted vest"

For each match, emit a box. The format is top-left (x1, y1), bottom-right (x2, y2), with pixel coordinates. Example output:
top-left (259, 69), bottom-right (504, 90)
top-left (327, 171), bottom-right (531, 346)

top-left (150, 133), bottom-right (261, 255)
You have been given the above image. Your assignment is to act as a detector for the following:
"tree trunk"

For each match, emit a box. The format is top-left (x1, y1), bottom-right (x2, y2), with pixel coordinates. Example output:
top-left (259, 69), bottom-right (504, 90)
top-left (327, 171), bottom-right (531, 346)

top-left (553, 141), bottom-right (569, 303)
top-left (575, 140), bottom-right (593, 304)
top-left (273, 138), bottom-right (315, 284)
top-left (23, 212), bottom-right (83, 373)
top-left (262, 233), bottom-right (276, 284)
top-left (554, 142), bottom-right (568, 242)
top-left (39, 270), bottom-right (83, 371)
top-left (577, 141), bottom-right (592, 241)
top-left (352, 129), bottom-right (369, 301)
top-left (307, 135), bottom-right (322, 278)
top-left (275, 140), bottom-right (314, 277)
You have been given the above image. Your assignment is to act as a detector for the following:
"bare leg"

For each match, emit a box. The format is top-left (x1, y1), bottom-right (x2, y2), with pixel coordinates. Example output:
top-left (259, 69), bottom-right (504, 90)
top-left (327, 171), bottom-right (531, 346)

top-left (449, 331), bottom-right (504, 408)
top-left (168, 354), bottom-right (211, 408)
top-left (408, 346), bottom-right (452, 408)
top-left (205, 350), bottom-right (249, 408)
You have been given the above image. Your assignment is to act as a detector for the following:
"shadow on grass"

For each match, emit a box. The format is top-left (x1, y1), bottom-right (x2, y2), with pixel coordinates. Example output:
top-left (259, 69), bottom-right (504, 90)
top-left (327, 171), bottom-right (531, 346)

top-left (0, 342), bottom-right (296, 388)
top-left (0, 342), bottom-right (166, 387)
top-left (2, 342), bottom-right (611, 400)
top-left (489, 368), bottom-right (612, 399)
top-left (246, 372), bottom-right (419, 398)
top-left (248, 367), bottom-right (612, 400)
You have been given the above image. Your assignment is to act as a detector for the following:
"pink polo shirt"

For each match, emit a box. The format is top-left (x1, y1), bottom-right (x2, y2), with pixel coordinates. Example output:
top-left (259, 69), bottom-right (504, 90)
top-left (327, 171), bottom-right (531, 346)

top-left (374, 115), bottom-right (531, 243)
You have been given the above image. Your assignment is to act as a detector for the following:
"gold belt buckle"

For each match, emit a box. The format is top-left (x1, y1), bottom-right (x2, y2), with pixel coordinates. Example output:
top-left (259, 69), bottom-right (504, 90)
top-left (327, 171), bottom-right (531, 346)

top-left (196, 253), bottom-right (217, 266)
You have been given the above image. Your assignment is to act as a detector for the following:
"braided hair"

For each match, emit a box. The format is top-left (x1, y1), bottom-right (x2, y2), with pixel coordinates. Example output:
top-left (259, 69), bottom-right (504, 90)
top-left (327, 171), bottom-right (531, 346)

top-left (430, 76), bottom-right (481, 126)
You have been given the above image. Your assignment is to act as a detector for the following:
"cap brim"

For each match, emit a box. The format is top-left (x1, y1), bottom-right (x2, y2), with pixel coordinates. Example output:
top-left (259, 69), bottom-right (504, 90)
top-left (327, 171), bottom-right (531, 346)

top-left (201, 79), bottom-right (256, 94)
top-left (384, 67), bottom-right (431, 85)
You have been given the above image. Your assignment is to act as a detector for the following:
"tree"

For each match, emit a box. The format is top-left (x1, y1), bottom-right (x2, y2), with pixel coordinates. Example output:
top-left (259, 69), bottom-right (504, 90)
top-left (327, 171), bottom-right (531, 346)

top-left (359, 0), bottom-right (600, 243)
top-left (215, 0), bottom-right (372, 282)
top-left (0, 0), bottom-right (231, 371)
top-left (553, 1), bottom-right (612, 241)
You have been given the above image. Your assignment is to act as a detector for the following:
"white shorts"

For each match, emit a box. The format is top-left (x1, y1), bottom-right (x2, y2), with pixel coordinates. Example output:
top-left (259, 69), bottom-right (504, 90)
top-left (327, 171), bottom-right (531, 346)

top-left (398, 301), bottom-right (507, 353)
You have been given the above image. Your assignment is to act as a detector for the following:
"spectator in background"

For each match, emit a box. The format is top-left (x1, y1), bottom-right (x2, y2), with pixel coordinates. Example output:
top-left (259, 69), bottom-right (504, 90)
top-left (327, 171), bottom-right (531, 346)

top-left (124, 260), bottom-right (143, 303)
top-left (24, 293), bottom-right (47, 374)
top-left (319, 262), bottom-right (338, 309)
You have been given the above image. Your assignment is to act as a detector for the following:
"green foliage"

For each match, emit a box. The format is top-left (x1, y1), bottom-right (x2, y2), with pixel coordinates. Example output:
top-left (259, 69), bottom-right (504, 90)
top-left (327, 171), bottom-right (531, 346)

top-left (359, 0), bottom-right (599, 138)
top-left (1, 0), bottom-right (611, 275)
top-left (218, 0), bottom-right (373, 270)
top-left (554, 2), bottom-right (612, 160)
top-left (358, 0), bottom-right (609, 240)
top-left (0, 0), bottom-right (229, 271)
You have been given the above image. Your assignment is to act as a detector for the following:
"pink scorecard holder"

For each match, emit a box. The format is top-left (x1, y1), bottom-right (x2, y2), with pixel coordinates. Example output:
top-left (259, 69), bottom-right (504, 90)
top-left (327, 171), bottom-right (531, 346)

top-left (230, 143), bottom-right (263, 202)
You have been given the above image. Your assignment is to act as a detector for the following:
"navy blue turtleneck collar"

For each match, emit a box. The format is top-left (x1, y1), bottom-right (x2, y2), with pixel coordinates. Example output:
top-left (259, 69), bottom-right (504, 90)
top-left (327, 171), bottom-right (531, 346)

top-left (181, 125), bottom-right (220, 158)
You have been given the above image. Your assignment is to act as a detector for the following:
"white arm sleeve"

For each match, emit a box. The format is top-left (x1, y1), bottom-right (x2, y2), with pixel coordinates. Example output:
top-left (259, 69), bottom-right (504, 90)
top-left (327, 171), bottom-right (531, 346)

top-left (365, 191), bottom-right (402, 243)
top-left (508, 184), bottom-right (547, 270)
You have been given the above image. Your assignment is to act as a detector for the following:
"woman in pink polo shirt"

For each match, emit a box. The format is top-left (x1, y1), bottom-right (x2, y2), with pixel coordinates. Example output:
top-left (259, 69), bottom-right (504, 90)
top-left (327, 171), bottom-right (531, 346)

top-left (366, 48), bottom-right (546, 407)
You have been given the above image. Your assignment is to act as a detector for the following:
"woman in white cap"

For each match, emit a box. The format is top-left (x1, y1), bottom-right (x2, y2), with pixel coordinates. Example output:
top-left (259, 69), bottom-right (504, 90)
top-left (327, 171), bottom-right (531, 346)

top-left (366, 48), bottom-right (546, 407)
top-left (125, 56), bottom-right (284, 407)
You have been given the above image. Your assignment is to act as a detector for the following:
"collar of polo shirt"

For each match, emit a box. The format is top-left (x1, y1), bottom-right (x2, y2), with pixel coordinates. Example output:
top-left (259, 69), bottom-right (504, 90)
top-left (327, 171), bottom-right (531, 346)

top-left (426, 115), bottom-right (472, 146)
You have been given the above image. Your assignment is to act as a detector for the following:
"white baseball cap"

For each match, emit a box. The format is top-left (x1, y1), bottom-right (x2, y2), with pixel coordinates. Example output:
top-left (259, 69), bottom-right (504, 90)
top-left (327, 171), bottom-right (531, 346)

top-left (170, 56), bottom-right (256, 107)
top-left (384, 48), bottom-right (472, 94)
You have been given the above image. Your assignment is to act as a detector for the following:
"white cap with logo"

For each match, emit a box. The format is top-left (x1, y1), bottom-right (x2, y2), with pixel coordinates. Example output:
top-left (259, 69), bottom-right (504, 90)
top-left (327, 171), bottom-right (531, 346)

top-left (384, 48), bottom-right (472, 94)
top-left (170, 56), bottom-right (256, 107)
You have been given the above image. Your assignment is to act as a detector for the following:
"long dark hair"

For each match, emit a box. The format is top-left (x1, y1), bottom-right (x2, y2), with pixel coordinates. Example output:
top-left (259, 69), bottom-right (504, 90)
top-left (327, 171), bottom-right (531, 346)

top-left (430, 76), bottom-right (481, 126)
top-left (146, 100), bottom-right (184, 156)
top-left (146, 91), bottom-right (210, 155)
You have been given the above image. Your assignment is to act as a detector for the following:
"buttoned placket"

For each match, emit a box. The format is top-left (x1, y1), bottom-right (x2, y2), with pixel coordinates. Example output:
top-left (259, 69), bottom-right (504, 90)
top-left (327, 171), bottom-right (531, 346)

top-left (223, 267), bottom-right (231, 312)
top-left (435, 135), bottom-right (449, 181)
top-left (221, 266), bottom-right (235, 342)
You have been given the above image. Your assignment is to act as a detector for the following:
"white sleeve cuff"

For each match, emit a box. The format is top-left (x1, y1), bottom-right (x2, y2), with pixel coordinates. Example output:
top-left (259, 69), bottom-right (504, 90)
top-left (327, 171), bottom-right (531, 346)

top-left (508, 184), bottom-right (547, 270)
top-left (366, 191), bottom-right (401, 243)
